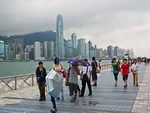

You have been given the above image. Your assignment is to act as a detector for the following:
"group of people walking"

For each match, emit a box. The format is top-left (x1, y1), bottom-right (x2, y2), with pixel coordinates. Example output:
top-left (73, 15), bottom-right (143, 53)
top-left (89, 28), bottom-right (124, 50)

top-left (36, 57), bottom-right (139, 113)
top-left (36, 57), bottom-right (100, 113)
top-left (111, 58), bottom-right (139, 88)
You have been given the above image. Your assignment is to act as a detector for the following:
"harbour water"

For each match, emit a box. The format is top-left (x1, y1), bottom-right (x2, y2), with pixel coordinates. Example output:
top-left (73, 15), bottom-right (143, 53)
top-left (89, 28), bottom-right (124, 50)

top-left (0, 60), bottom-right (111, 77)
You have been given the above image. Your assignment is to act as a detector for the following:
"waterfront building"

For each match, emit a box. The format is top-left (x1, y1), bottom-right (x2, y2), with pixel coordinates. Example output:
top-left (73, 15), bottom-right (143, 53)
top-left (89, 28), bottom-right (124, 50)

top-left (56, 15), bottom-right (64, 59)
top-left (114, 46), bottom-right (119, 57)
top-left (47, 41), bottom-right (54, 60)
top-left (71, 33), bottom-right (77, 57)
top-left (34, 41), bottom-right (41, 60)
top-left (77, 38), bottom-right (86, 58)
top-left (67, 39), bottom-right (73, 58)
top-left (107, 45), bottom-right (113, 58)
top-left (0, 40), bottom-right (5, 59)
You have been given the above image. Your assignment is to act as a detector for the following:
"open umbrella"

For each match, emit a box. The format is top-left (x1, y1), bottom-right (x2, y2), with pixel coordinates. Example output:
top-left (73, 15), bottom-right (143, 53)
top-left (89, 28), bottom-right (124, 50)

top-left (46, 69), bottom-right (63, 98)
top-left (68, 59), bottom-right (90, 66)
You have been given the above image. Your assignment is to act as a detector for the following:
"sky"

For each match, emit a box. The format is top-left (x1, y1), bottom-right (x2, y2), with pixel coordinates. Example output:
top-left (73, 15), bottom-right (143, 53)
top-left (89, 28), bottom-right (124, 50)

top-left (0, 0), bottom-right (150, 57)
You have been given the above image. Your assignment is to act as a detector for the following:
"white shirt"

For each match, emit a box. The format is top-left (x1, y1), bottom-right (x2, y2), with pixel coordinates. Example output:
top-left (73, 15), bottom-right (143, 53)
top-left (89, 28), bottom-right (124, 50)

top-left (131, 64), bottom-right (138, 73)
top-left (81, 66), bottom-right (92, 78)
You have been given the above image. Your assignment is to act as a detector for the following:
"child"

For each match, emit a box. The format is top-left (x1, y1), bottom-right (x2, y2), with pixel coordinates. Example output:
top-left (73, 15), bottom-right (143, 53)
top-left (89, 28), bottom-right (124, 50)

top-left (121, 59), bottom-right (130, 88)
top-left (66, 63), bottom-right (80, 102)
top-left (131, 59), bottom-right (138, 86)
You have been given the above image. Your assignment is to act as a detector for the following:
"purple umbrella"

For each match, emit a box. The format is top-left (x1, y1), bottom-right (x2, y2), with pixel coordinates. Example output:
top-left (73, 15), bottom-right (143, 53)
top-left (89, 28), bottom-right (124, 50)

top-left (68, 59), bottom-right (90, 66)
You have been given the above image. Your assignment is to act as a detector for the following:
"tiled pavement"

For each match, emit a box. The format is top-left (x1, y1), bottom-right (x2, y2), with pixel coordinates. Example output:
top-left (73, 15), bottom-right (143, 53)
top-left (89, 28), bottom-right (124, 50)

top-left (0, 64), bottom-right (149, 113)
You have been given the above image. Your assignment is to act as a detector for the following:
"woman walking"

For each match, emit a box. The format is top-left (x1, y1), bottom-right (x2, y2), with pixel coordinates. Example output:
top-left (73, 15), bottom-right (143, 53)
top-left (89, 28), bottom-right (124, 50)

top-left (111, 58), bottom-right (120, 86)
top-left (50, 57), bottom-right (64, 113)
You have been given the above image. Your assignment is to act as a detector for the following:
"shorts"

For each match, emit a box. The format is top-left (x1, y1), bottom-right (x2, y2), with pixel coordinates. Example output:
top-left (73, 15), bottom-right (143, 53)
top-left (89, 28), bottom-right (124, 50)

top-left (69, 83), bottom-right (78, 96)
top-left (123, 75), bottom-right (128, 81)
top-left (92, 72), bottom-right (97, 81)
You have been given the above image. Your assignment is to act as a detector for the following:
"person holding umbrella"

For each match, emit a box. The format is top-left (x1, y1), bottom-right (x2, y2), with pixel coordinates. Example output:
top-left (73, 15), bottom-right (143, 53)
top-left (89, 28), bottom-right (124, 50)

top-left (66, 63), bottom-right (80, 102)
top-left (79, 59), bottom-right (92, 97)
top-left (52, 57), bottom-right (64, 101)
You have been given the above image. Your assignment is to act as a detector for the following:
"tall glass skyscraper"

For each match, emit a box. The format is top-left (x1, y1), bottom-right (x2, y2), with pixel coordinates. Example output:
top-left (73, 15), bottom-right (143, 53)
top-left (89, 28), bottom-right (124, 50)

top-left (71, 33), bottom-right (77, 57)
top-left (0, 40), bottom-right (5, 58)
top-left (56, 15), bottom-right (64, 59)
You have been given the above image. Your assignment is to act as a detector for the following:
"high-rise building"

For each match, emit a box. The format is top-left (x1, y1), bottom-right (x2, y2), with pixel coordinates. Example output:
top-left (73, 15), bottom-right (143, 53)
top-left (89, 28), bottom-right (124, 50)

top-left (67, 40), bottom-right (73, 57)
top-left (44, 41), bottom-right (48, 59)
top-left (5, 44), bottom-right (10, 60)
top-left (77, 38), bottom-right (86, 58)
top-left (107, 45), bottom-right (113, 58)
top-left (0, 40), bottom-right (5, 59)
top-left (85, 43), bottom-right (90, 59)
top-left (88, 41), bottom-right (93, 59)
top-left (71, 33), bottom-right (77, 57)
top-left (40, 43), bottom-right (44, 57)
top-left (96, 48), bottom-right (104, 58)
top-left (34, 41), bottom-right (41, 60)
top-left (56, 15), bottom-right (64, 59)
top-left (114, 46), bottom-right (119, 57)
top-left (47, 41), bottom-right (54, 60)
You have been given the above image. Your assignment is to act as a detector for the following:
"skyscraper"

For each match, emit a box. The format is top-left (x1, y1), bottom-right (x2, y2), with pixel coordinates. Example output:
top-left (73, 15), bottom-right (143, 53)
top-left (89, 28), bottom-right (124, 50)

top-left (0, 40), bottom-right (5, 59)
top-left (77, 38), bottom-right (86, 58)
top-left (44, 41), bottom-right (48, 59)
top-left (67, 39), bottom-right (73, 57)
top-left (47, 41), bottom-right (54, 60)
top-left (56, 15), bottom-right (64, 59)
top-left (71, 33), bottom-right (77, 57)
top-left (114, 46), bottom-right (119, 57)
top-left (34, 41), bottom-right (41, 60)
top-left (107, 45), bottom-right (113, 58)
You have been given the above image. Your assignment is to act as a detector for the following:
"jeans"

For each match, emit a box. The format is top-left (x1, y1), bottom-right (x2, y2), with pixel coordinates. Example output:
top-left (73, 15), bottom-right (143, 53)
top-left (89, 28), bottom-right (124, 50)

top-left (51, 96), bottom-right (56, 109)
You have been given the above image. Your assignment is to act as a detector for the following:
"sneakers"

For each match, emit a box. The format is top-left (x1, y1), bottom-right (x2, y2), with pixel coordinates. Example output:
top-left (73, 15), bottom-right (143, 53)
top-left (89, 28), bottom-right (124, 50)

top-left (39, 98), bottom-right (46, 101)
top-left (79, 95), bottom-right (84, 97)
top-left (50, 108), bottom-right (57, 113)
top-left (92, 84), bottom-right (97, 86)
top-left (88, 93), bottom-right (92, 96)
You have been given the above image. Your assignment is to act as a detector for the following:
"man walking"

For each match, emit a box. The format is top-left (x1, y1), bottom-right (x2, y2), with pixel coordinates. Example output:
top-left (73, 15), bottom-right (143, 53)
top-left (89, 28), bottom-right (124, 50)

top-left (36, 61), bottom-right (47, 101)
top-left (131, 59), bottom-right (138, 86)
top-left (79, 59), bottom-right (92, 97)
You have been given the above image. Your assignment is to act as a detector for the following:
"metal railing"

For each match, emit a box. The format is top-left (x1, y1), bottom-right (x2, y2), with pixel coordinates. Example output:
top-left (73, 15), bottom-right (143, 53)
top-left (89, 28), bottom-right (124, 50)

top-left (0, 73), bottom-right (35, 93)
top-left (0, 64), bottom-right (111, 93)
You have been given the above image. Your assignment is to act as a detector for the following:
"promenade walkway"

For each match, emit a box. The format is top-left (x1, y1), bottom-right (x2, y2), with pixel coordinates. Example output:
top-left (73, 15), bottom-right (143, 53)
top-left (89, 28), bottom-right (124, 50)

top-left (0, 64), bottom-right (149, 113)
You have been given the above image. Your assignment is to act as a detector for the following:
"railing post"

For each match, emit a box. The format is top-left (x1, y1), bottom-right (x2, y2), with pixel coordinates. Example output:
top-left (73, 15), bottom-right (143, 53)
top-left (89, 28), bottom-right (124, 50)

top-left (15, 76), bottom-right (17, 90)
top-left (32, 74), bottom-right (34, 86)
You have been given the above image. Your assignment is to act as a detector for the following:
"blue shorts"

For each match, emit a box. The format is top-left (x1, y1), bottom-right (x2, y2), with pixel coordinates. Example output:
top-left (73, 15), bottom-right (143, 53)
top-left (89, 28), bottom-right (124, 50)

top-left (92, 73), bottom-right (97, 80)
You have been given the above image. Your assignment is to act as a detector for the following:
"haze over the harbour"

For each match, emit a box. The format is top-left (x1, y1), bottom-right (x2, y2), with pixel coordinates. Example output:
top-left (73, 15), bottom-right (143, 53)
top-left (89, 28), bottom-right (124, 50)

top-left (0, 0), bottom-right (150, 57)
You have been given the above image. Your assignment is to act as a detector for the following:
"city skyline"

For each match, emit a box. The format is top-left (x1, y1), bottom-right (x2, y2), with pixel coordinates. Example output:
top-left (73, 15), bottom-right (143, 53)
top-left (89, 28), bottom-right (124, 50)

top-left (0, 0), bottom-right (150, 57)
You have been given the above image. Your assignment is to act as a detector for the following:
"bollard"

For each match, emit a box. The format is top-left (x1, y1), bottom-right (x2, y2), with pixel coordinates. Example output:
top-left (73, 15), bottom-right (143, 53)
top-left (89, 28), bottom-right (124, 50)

top-left (32, 74), bottom-right (34, 86)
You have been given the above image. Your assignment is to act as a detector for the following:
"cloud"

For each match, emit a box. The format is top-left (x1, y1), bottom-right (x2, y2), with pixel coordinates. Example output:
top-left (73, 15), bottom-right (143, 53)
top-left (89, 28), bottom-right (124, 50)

top-left (0, 0), bottom-right (150, 57)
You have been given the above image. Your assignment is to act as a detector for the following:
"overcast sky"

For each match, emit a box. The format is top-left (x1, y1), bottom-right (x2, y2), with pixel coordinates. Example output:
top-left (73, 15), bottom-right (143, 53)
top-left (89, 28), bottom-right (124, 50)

top-left (0, 0), bottom-right (150, 57)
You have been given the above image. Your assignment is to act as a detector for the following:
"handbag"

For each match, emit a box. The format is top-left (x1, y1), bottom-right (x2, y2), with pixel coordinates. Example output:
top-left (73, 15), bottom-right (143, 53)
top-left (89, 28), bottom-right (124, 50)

top-left (83, 67), bottom-right (88, 81)
top-left (93, 61), bottom-right (100, 73)
top-left (63, 70), bottom-right (67, 78)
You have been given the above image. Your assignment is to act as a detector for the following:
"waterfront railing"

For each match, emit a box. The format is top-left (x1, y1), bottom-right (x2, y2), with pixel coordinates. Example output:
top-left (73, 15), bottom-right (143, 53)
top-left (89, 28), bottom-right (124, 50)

top-left (0, 64), bottom-right (111, 93)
